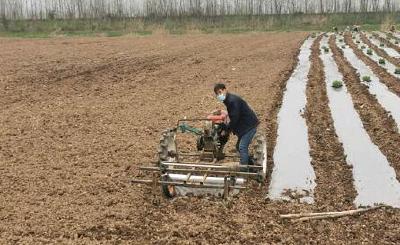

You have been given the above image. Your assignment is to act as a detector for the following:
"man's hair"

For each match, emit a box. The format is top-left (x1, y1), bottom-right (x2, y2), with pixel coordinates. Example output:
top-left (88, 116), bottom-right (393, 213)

top-left (214, 83), bottom-right (226, 94)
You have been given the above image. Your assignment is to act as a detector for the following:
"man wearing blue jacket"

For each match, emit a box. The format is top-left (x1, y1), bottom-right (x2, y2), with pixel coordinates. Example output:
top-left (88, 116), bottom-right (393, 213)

top-left (214, 83), bottom-right (259, 166)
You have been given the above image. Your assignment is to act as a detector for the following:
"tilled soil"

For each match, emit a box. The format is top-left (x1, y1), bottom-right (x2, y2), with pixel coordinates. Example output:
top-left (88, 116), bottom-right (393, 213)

top-left (345, 33), bottom-right (400, 97)
top-left (304, 36), bottom-right (356, 209)
top-left (330, 35), bottom-right (400, 183)
top-left (1, 33), bottom-right (400, 244)
top-left (360, 33), bottom-right (400, 67)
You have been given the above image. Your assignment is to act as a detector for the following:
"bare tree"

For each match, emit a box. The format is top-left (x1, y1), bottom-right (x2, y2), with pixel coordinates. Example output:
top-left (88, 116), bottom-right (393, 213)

top-left (371, 0), bottom-right (380, 12)
top-left (319, 0), bottom-right (324, 13)
top-left (0, 0), bottom-right (8, 30)
top-left (384, 0), bottom-right (395, 11)
top-left (1, 0), bottom-right (400, 21)
top-left (273, 0), bottom-right (282, 14)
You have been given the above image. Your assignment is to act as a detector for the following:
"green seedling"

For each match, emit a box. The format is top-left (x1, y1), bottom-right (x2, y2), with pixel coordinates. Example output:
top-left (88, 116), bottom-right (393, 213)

top-left (380, 43), bottom-right (384, 47)
top-left (356, 40), bottom-right (361, 44)
top-left (395, 68), bottom-right (400, 74)
top-left (341, 45), bottom-right (346, 49)
top-left (324, 47), bottom-right (329, 53)
top-left (361, 45), bottom-right (366, 49)
top-left (379, 58), bottom-right (386, 65)
top-left (362, 76), bottom-right (371, 82)
top-left (311, 33), bottom-right (316, 38)
top-left (339, 39), bottom-right (344, 42)
top-left (352, 36), bottom-right (356, 39)
top-left (395, 40), bottom-right (399, 44)
top-left (366, 49), bottom-right (373, 55)
top-left (332, 80), bottom-right (343, 89)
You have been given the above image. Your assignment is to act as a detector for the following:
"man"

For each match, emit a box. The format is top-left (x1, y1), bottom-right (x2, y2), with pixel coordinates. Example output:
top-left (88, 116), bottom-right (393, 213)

top-left (214, 83), bottom-right (259, 166)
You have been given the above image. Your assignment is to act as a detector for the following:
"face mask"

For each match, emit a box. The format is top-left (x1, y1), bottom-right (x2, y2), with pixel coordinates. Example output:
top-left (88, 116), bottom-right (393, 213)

top-left (217, 93), bottom-right (226, 102)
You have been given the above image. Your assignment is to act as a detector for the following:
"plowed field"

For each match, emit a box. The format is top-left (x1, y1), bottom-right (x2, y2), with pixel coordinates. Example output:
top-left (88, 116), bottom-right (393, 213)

top-left (1, 32), bottom-right (400, 244)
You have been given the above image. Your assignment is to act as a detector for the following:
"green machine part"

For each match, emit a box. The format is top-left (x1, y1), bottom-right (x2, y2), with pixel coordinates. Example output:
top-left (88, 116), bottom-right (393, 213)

top-left (177, 122), bottom-right (203, 136)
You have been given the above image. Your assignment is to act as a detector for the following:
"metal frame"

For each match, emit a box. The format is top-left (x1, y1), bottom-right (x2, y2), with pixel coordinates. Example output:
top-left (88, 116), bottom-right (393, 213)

top-left (132, 160), bottom-right (264, 199)
top-left (131, 179), bottom-right (246, 190)
top-left (131, 118), bottom-right (264, 199)
top-left (174, 118), bottom-right (213, 162)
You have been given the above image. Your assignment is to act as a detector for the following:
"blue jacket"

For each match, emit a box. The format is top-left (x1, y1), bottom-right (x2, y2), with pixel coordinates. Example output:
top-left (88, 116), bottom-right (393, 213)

top-left (223, 93), bottom-right (259, 137)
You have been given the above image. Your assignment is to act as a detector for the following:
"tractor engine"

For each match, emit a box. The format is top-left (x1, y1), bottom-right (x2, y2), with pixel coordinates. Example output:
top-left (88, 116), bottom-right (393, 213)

top-left (196, 110), bottom-right (230, 161)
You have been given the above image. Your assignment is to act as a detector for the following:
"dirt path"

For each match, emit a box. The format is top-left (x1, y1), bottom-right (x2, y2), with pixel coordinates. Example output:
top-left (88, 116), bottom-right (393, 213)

top-left (330, 35), bottom-right (400, 183)
top-left (305, 36), bottom-right (356, 209)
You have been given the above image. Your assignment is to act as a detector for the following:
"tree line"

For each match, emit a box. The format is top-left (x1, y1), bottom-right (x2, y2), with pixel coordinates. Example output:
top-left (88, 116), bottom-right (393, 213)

top-left (0, 0), bottom-right (399, 20)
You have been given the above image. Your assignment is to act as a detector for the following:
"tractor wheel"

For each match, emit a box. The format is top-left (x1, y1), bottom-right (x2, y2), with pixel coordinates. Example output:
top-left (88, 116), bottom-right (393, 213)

top-left (161, 174), bottom-right (176, 198)
top-left (252, 133), bottom-right (267, 182)
top-left (158, 129), bottom-right (177, 163)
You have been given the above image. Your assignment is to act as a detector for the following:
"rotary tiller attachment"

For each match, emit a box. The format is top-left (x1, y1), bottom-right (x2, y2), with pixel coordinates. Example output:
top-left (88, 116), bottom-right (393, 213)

top-left (131, 117), bottom-right (267, 199)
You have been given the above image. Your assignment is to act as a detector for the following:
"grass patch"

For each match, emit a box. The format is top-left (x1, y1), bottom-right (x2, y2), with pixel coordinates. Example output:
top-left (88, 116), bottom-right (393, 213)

top-left (0, 13), bottom-right (398, 37)
top-left (0, 12), bottom-right (398, 37)
top-left (169, 29), bottom-right (187, 35)
top-left (61, 31), bottom-right (98, 37)
top-left (220, 28), bottom-right (252, 34)
top-left (200, 28), bottom-right (215, 34)
top-left (0, 31), bottom-right (50, 38)
top-left (133, 30), bottom-right (153, 35)
top-left (105, 31), bottom-right (123, 37)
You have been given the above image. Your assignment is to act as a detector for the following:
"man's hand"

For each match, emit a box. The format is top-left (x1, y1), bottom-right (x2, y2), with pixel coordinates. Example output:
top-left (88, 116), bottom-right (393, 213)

top-left (213, 110), bottom-right (222, 115)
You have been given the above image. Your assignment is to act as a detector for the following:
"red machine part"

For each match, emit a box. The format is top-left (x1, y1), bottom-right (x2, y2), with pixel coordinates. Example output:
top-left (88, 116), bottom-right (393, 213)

top-left (207, 110), bottom-right (229, 124)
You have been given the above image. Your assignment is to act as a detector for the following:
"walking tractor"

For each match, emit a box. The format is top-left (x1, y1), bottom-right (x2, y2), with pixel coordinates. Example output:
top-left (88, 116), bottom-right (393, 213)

top-left (131, 110), bottom-right (267, 199)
